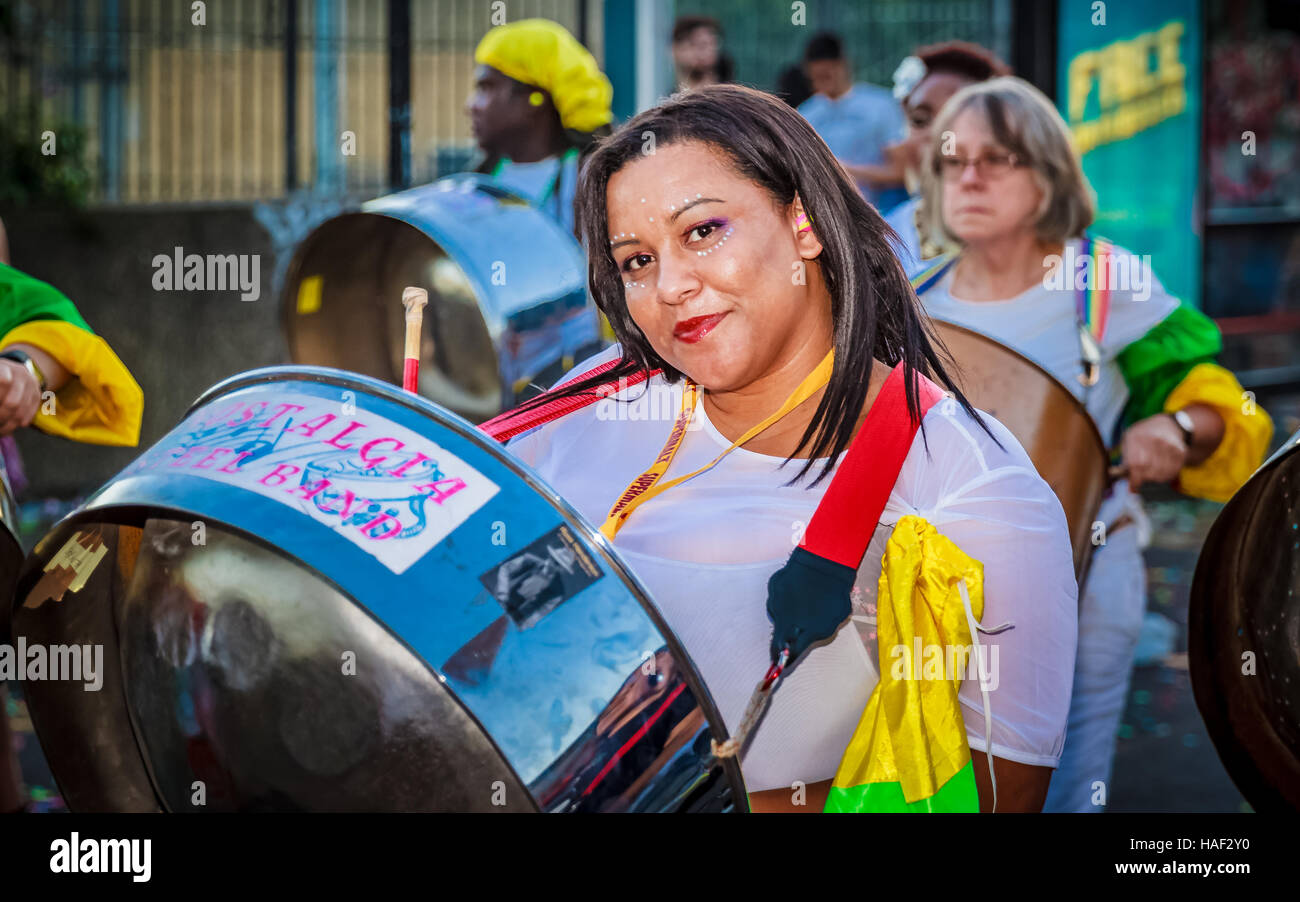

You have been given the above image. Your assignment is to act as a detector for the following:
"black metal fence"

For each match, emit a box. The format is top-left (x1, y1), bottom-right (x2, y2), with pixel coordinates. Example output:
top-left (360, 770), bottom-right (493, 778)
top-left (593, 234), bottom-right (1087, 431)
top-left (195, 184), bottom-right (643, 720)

top-left (1, 0), bottom-right (1006, 206)
top-left (0, 0), bottom-right (589, 204)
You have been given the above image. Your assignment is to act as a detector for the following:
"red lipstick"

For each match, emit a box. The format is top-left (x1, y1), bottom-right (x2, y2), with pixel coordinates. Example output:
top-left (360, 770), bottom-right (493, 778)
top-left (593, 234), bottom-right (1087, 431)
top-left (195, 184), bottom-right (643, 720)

top-left (673, 312), bottom-right (727, 343)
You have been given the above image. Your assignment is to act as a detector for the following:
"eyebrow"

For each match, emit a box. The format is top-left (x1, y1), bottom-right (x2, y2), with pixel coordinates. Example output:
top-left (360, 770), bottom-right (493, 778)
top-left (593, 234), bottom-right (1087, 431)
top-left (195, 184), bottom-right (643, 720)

top-left (609, 197), bottom-right (725, 251)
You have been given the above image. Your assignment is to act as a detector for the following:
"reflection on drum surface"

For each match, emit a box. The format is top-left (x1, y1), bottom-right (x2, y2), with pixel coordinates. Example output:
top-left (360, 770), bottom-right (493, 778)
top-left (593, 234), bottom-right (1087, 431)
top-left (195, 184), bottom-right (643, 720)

top-left (119, 519), bottom-right (532, 811)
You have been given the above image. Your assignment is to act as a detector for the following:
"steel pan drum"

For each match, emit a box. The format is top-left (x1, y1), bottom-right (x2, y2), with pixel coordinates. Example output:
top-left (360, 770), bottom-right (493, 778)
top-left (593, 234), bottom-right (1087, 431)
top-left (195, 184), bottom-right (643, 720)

top-left (930, 320), bottom-right (1110, 582)
top-left (9, 366), bottom-right (745, 812)
top-left (1189, 428), bottom-right (1300, 811)
top-left (282, 174), bottom-right (602, 423)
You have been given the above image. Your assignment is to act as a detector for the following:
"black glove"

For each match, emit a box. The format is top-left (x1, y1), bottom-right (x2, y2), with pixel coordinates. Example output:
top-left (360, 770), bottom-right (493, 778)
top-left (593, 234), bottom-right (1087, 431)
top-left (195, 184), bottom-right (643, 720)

top-left (766, 546), bottom-right (857, 665)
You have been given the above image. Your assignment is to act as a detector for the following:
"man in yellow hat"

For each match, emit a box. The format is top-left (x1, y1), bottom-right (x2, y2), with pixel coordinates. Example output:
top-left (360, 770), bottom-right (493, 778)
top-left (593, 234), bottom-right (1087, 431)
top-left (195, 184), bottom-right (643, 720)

top-left (467, 18), bottom-right (614, 235)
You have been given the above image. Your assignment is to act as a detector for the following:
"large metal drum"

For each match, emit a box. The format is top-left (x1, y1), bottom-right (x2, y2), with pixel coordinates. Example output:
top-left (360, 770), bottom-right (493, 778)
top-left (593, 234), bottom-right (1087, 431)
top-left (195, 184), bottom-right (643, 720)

top-left (282, 174), bottom-right (602, 423)
top-left (930, 320), bottom-right (1111, 583)
top-left (9, 366), bottom-right (745, 812)
top-left (1189, 428), bottom-right (1300, 811)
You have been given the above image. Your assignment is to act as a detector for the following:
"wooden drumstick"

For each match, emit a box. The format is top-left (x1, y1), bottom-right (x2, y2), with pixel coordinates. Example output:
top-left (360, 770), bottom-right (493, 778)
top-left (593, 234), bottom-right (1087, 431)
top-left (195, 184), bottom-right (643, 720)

top-left (401, 286), bottom-right (427, 394)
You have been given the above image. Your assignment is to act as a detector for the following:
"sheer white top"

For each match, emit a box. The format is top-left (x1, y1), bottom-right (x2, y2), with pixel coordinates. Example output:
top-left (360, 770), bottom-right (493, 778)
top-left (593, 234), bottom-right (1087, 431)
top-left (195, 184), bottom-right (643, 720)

top-left (505, 347), bottom-right (1078, 793)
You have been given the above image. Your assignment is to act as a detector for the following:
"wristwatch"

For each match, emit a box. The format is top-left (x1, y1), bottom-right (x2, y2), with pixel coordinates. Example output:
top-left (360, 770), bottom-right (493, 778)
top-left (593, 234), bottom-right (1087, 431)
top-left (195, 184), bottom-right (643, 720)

top-left (1169, 409), bottom-right (1195, 447)
top-left (0, 349), bottom-right (46, 392)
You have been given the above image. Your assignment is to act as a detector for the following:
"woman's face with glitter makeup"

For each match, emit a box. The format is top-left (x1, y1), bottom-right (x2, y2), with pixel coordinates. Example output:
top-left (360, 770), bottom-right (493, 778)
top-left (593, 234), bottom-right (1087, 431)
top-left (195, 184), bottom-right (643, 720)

top-left (605, 140), bottom-right (827, 392)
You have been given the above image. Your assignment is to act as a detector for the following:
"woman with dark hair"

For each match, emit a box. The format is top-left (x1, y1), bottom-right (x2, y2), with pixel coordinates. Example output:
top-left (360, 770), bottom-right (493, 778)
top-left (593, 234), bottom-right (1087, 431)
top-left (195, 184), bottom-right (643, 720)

top-left (487, 84), bottom-right (1077, 813)
top-left (467, 19), bottom-right (614, 235)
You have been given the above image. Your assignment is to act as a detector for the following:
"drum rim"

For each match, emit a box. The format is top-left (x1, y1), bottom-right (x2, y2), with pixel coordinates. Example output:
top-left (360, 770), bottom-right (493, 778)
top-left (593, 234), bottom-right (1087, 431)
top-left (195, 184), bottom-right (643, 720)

top-left (928, 318), bottom-right (1110, 460)
top-left (183, 363), bottom-right (750, 808)
top-left (1188, 427), bottom-right (1300, 811)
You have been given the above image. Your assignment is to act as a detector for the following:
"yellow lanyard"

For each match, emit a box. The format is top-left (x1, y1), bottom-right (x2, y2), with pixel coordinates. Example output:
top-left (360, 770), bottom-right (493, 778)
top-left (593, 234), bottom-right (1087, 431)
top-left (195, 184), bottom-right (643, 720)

top-left (599, 349), bottom-right (835, 540)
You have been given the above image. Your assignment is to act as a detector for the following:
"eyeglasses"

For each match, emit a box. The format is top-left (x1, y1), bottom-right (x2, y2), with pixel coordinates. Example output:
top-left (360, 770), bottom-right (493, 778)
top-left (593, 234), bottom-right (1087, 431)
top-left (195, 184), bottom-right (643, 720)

top-left (937, 150), bottom-right (1024, 181)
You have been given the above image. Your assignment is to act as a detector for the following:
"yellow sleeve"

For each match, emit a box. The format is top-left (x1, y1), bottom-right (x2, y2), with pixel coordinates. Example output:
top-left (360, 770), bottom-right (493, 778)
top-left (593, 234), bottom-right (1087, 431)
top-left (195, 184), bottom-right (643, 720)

top-left (1, 320), bottom-right (143, 447)
top-left (1163, 362), bottom-right (1273, 503)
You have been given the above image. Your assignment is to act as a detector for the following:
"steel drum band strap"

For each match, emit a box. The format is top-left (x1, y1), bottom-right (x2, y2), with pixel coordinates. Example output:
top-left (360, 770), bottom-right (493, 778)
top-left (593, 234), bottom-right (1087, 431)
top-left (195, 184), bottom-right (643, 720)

top-left (482, 359), bottom-right (947, 571)
top-left (909, 254), bottom-right (958, 295)
top-left (479, 360), bottom-right (664, 442)
top-left (801, 363), bottom-right (947, 568)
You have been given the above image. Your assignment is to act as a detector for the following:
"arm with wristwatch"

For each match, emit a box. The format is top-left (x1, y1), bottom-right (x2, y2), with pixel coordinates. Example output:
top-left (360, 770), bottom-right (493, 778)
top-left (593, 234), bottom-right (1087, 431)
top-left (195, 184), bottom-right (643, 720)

top-left (0, 233), bottom-right (142, 816)
top-left (0, 344), bottom-right (70, 436)
top-left (1115, 303), bottom-right (1271, 501)
top-left (0, 261), bottom-right (143, 447)
top-left (1119, 403), bottom-right (1225, 492)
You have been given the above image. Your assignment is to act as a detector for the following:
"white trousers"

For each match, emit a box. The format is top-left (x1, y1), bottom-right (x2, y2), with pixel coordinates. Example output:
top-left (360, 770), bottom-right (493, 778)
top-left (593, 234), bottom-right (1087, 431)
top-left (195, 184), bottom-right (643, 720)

top-left (1043, 525), bottom-right (1147, 812)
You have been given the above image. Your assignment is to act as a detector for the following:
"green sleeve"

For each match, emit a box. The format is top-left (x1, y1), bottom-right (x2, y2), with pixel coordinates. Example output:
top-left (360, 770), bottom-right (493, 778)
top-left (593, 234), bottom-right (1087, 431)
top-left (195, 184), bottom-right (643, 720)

top-left (1116, 303), bottom-right (1221, 426)
top-left (0, 263), bottom-right (94, 337)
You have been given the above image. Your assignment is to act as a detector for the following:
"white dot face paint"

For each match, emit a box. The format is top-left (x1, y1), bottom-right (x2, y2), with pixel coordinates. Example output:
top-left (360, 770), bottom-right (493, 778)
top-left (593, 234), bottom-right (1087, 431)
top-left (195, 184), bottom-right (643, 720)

top-left (695, 225), bottom-right (735, 257)
top-left (609, 186), bottom-right (737, 301)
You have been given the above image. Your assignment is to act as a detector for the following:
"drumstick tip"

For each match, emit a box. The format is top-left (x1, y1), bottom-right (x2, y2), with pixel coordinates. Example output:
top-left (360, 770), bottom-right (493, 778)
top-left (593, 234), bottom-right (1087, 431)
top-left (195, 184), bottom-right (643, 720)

top-left (402, 286), bottom-right (428, 315)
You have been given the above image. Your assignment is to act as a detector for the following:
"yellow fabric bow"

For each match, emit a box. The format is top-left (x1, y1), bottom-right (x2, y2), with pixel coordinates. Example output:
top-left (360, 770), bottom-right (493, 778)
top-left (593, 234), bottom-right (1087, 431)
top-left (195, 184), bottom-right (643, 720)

top-left (831, 515), bottom-right (985, 804)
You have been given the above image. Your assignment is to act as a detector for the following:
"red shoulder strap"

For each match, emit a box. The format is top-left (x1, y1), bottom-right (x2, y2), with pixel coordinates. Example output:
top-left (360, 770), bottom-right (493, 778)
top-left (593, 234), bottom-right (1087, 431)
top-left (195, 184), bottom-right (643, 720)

top-left (801, 362), bottom-right (948, 569)
top-left (480, 359), bottom-right (662, 442)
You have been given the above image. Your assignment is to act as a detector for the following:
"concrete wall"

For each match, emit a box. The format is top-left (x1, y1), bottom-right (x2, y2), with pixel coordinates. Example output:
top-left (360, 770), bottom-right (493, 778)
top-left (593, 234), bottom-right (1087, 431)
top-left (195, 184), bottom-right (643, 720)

top-left (2, 204), bottom-right (305, 497)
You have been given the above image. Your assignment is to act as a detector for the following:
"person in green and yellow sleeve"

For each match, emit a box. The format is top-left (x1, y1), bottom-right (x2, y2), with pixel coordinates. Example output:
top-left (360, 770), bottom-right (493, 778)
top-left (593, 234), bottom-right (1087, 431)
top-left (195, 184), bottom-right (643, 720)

top-left (910, 77), bottom-right (1273, 812)
top-left (0, 261), bottom-right (142, 448)
top-left (0, 221), bottom-right (144, 812)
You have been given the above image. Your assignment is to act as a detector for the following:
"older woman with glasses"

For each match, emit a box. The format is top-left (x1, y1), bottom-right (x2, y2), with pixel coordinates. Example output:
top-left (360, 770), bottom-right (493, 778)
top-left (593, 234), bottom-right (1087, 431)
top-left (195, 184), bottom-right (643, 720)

top-left (910, 76), bottom-right (1273, 812)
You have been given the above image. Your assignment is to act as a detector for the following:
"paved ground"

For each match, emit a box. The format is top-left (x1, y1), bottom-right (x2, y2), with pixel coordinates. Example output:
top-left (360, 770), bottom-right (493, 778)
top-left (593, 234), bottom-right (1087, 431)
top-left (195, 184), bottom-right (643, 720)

top-left (1108, 494), bottom-right (1252, 812)
top-left (7, 395), bottom-right (1299, 813)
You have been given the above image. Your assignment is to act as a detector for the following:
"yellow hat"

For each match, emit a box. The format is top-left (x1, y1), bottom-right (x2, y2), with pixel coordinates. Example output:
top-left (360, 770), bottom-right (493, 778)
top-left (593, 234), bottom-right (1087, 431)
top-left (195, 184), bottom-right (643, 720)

top-left (474, 18), bottom-right (614, 134)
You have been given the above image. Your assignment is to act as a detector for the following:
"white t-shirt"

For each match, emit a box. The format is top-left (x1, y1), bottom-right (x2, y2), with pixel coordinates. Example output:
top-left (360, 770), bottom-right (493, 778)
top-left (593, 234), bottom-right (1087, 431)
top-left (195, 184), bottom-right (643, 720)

top-left (490, 151), bottom-right (579, 234)
top-left (505, 346), bottom-right (1078, 793)
top-left (918, 239), bottom-right (1180, 525)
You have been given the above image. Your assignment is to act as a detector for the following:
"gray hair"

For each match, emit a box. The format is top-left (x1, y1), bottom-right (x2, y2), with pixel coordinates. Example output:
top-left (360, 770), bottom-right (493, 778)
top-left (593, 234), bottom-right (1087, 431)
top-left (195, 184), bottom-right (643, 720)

top-left (918, 76), bottom-right (1095, 250)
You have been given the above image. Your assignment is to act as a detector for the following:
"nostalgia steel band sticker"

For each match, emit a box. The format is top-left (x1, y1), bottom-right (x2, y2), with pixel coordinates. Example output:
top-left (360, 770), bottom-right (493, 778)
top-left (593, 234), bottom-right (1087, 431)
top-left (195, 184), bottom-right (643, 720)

top-left (122, 389), bottom-right (499, 574)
